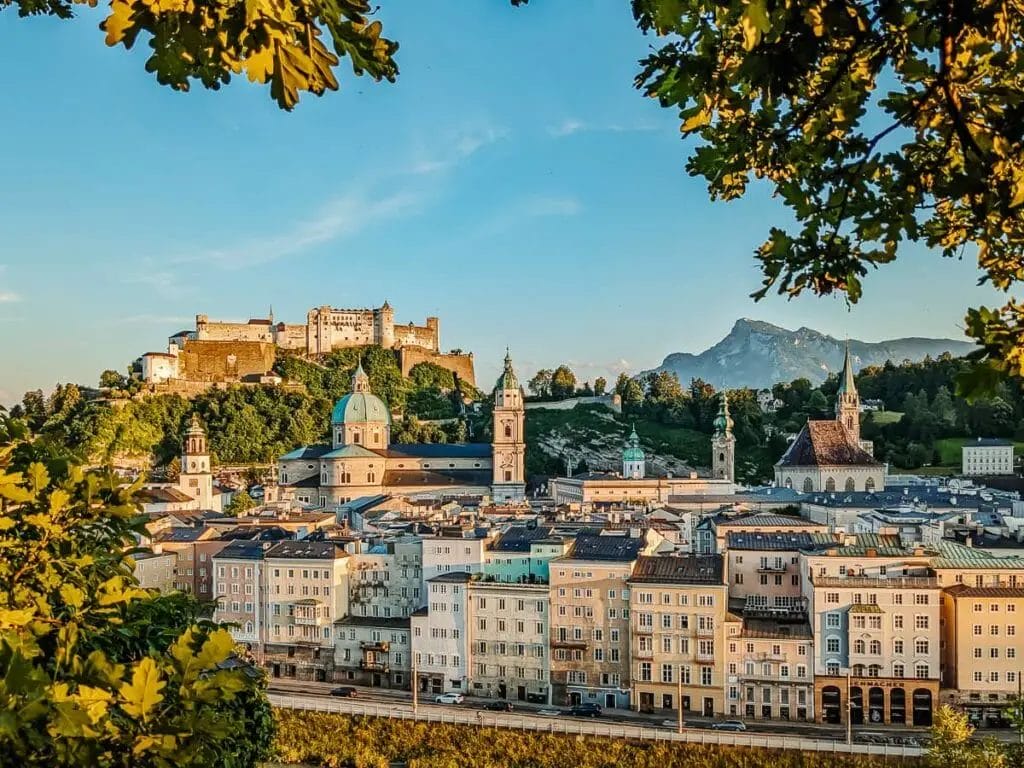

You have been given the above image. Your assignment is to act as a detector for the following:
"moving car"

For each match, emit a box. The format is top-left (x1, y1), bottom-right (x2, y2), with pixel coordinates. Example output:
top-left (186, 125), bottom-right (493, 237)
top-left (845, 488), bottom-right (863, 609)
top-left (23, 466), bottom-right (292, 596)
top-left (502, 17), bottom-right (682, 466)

top-left (483, 701), bottom-right (514, 712)
top-left (569, 703), bottom-right (602, 718)
top-left (329, 686), bottom-right (358, 698)
top-left (710, 720), bottom-right (746, 732)
top-left (435, 693), bottom-right (465, 704)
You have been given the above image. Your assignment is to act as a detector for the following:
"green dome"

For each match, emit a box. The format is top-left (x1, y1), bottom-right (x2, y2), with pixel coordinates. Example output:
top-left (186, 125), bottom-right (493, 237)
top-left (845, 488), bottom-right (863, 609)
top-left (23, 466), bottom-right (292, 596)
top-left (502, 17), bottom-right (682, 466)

top-left (331, 392), bottom-right (391, 426)
top-left (713, 393), bottom-right (734, 436)
top-left (495, 349), bottom-right (519, 390)
top-left (331, 360), bottom-right (390, 426)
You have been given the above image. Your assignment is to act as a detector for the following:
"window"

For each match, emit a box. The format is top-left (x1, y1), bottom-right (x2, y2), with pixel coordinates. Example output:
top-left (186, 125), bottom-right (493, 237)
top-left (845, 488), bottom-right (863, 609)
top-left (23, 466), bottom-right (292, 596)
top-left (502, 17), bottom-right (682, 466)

top-left (915, 663), bottom-right (929, 678)
top-left (661, 664), bottom-right (674, 683)
top-left (915, 639), bottom-right (929, 655)
top-left (826, 637), bottom-right (840, 654)
top-left (639, 662), bottom-right (652, 682)
top-left (915, 615), bottom-right (929, 630)
top-left (826, 613), bottom-right (840, 629)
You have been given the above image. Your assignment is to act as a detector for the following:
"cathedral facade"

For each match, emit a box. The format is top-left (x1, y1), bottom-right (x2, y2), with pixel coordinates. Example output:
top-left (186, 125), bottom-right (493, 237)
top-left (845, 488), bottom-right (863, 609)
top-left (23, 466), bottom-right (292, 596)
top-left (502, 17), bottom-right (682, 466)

top-left (278, 353), bottom-right (526, 504)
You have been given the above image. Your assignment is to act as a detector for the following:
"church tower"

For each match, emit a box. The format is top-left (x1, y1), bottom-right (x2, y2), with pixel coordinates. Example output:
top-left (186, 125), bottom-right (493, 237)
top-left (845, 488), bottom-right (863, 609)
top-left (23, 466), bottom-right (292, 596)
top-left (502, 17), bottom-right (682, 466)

top-left (492, 350), bottom-right (526, 502)
top-left (836, 343), bottom-right (861, 443)
top-left (179, 414), bottom-right (217, 511)
top-left (622, 424), bottom-right (646, 480)
top-left (711, 393), bottom-right (736, 482)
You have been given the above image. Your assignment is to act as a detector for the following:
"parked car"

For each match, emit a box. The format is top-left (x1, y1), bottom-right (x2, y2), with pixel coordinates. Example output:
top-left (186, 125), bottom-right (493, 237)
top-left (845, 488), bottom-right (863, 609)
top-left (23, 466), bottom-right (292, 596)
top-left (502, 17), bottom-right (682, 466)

top-left (435, 693), bottom-right (465, 704)
top-left (710, 720), bottom-right (746, 731)
top-left (484, 701), bottom-right (514, 712)
top-left (329, 686), bottom-right (357, 698)
top-left (569, 703), bottom-right (602, 718)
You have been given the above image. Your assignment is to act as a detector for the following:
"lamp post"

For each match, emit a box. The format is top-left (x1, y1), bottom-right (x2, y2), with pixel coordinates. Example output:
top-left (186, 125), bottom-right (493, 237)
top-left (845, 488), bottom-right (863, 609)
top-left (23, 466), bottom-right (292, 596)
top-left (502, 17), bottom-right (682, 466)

top-left (677, 665), bottom-right (684, 734)
top-left (845, 667), bottom-right (853, 746)
top-left (412, 652), bottom-right (418, 715)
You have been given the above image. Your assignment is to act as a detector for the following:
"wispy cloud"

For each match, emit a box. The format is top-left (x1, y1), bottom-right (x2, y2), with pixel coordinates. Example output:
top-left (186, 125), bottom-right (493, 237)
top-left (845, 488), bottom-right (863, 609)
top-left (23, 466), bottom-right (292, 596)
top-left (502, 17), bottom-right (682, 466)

top-left (0, 266), bottom-right (20, 303)
top-left (171, 191), bottom-right (423, 271)
top-left (547, 118), bottom-right (658, 138)
top-left (408, 125), bottom-right (509, 175)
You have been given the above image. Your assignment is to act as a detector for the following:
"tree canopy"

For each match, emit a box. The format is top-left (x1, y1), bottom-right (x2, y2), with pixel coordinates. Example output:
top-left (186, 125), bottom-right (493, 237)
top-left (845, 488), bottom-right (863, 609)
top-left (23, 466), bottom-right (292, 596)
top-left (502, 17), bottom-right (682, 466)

top-left (0, 409), bottom-right (274, 766)
top-left (631, 0), bottom-right (1024, 393)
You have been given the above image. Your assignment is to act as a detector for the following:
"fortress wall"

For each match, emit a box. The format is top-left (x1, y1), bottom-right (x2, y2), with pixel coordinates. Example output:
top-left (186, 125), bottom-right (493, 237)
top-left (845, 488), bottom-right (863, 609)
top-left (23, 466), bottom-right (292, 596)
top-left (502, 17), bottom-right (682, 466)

top-left (178, 340), bottom-right (276, 382)
top-left (274, 324), bottom-right (308, 350)
top-left (398, 348), bottom-right (476, 388)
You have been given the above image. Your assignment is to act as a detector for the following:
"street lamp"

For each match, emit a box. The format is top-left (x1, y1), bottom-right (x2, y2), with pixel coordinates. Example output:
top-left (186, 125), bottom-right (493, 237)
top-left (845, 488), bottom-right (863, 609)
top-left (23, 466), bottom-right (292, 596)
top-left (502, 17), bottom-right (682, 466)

top-left (842, 666), bottom-right (853, 746)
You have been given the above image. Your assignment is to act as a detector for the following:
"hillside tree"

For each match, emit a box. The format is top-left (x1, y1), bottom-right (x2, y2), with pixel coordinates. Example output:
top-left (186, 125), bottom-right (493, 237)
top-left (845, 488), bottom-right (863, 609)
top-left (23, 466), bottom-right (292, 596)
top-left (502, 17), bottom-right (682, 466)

top-left (550, 366), bottom-right (578, 399)
top-left (528, 369), bottom-right (553, 398)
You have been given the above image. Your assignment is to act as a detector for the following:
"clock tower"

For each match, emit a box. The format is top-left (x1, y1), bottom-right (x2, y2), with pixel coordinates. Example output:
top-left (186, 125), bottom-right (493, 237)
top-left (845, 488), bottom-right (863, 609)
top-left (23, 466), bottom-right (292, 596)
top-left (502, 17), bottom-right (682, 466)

top-left (179, 413), bottom-right (218, 511)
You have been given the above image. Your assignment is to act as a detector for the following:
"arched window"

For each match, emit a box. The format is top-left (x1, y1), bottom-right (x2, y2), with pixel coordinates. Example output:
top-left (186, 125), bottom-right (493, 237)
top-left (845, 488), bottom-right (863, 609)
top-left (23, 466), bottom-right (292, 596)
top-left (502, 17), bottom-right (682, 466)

top-left (852, 664), bottom-right (865, 676)
top-left (244, 621), bottom-right (254, 634)
top-left (845, 477), bottom-right (856, 492)
top-left (868, 665), bottom-right (882, 678)
top-left (869, 640), bottom-right (882, 655)
top-left (785, 478), bottom-right (793, 489)
top-left (853, 639), bottom-right (866, 654)
top-left (719, 452), bottom-right (725, 462)
top-left (802, 477), bottom-right (814, 493)
top-left (865, 477), bottom-right (876, 492)
top-left (504, 424), bottom-right (513, 438)
top-left (825, 477), bottom-right (836, 492)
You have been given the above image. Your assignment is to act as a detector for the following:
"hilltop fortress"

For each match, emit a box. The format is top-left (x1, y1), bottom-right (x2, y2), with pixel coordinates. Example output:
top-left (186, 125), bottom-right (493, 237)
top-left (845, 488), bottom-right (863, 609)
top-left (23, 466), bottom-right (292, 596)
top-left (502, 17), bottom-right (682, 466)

top-left (140, 303), bottom-right (475, 392)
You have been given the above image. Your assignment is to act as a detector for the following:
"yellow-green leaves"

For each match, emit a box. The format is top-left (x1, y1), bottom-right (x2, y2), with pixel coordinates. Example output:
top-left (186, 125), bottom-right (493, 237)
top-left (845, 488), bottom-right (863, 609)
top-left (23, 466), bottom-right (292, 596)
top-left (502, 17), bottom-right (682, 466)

top-left (740, 0), bottom-right (770, 50)
top-left (119, 657), bottom-right (165, 723)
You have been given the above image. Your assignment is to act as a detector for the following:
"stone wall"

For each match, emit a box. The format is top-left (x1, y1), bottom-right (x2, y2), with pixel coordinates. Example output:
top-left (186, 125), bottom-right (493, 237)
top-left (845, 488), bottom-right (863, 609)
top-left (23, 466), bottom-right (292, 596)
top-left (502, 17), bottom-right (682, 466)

top-left (393, 317), bottom-right (439, 351)
top-left (178, 340), bottom-right (276, 383)
top-left (398, 347), bottom-right (476, 387)
top-left (195, 314), bottom-right (275, 343)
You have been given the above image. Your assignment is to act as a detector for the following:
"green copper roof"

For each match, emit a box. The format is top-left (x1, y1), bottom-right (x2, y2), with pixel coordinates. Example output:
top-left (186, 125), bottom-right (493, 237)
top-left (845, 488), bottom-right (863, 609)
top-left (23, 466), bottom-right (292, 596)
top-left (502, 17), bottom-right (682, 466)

top-left (331, 361), bottom-right (390, 425)
top-left (713, 393), bottom-right (733, 437)
top-left (623, 424), bottom-right (645, 461)
top-left (495, 349), bottom-right (519, 391)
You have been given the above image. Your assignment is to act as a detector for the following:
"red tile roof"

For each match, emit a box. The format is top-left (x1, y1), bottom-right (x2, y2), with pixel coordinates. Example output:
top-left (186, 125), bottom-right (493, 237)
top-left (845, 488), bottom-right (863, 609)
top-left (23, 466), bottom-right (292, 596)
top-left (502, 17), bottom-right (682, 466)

top-left (777, 420), bottom-right (880, 468)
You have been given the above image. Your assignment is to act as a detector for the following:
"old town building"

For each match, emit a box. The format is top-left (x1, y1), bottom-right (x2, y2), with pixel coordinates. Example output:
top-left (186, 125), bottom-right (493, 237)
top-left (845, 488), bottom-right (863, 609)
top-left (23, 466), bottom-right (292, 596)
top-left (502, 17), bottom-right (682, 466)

top-left (549, 533), bottom-right (651, 709)
top-left (629, 555), bottom-right (729, 718)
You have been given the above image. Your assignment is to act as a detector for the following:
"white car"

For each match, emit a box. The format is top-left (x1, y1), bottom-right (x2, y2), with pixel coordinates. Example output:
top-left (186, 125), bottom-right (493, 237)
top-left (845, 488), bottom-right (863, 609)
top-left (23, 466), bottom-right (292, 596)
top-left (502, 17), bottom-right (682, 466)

top-left (434, 693), bottom-right (464, 704)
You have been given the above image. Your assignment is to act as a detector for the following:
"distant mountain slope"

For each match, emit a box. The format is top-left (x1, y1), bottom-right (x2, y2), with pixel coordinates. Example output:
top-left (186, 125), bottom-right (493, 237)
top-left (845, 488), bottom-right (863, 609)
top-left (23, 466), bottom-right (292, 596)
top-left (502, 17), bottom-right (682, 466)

top-left (646, 318), bottom-right (976, 389)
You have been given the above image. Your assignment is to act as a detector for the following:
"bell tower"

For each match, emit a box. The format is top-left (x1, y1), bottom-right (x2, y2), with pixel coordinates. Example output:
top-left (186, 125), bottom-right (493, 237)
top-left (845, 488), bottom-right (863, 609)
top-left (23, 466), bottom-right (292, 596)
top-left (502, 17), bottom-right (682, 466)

top-left (836, 342), bottom-right (861, 444)
top-left (711, 393), bottom-right (736, 482)
top-left (179, 414), bottom-right (218, 511)
top-left (492, 350), bottom-right (526, 502)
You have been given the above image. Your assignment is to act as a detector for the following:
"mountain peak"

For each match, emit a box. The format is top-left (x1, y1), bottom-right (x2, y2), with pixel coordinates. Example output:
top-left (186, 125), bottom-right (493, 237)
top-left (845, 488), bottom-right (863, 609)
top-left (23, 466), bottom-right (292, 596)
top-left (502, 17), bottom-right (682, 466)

top-left (647, 320), bottom-right (974, 389)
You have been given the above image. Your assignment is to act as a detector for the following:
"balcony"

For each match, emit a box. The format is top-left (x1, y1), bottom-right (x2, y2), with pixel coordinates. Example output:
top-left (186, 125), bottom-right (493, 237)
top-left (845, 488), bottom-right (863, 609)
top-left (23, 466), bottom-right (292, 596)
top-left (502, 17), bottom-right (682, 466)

top-left (812, 575), bottom-right (938, 589)
top-left (360, 659), bottom-right (390, 672)
top-left (634, 623), bottom-right (654, 635)
top-left (756, 563), bottom-right (788, 573)
top-left (696, 651), bottom-right (716, 662)
top-left (360, 640), bottom-right (390, 652)
top-left (551, 638), bottom-right (588, 650)
top-left (634, 648), bottom-right (654, 659)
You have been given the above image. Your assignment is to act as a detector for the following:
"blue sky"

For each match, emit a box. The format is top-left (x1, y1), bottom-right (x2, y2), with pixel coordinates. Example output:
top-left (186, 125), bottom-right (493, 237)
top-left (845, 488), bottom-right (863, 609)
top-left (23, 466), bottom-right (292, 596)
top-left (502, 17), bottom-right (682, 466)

top-left (0, 0), bottom-right (1001, 405)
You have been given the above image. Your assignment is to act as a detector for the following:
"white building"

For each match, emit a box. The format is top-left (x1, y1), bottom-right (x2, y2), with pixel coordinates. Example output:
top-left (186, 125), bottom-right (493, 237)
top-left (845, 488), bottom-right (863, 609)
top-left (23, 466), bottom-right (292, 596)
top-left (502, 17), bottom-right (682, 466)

top-left (962, 438), bottom-right (1015, 476)
top-left (420, 531), bottom-right (490, 585)
top-left (411, 572), bottom-right (472, 695)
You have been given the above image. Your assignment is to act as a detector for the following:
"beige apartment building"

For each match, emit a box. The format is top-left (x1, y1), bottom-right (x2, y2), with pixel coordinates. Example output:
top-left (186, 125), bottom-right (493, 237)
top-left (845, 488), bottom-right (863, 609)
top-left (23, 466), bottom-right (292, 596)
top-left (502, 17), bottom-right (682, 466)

top-left (801, 536), bottom-right (941, 727)
top-left (629, 555), bottom-right (728, 718)
top-left (549, 533), bottom-right (649, 709)
top-left (725, 618), bottom-right (814, 721)
top-left (213, 541), bottom-right (269, 649)
top-left (264, 541), bottom-right (350, 681)
top-left (469, 581), bottom-right (551, 703)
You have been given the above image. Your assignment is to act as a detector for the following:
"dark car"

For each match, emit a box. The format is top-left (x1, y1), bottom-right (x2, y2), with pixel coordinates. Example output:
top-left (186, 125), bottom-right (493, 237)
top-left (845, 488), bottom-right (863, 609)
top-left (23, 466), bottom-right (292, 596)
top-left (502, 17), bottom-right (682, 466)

top-left (330, 686), bottom-right (358, 698)
top-left (484, 701), bottom-right (514, 712)
top-left (569, 703), bottom-right (602, 718)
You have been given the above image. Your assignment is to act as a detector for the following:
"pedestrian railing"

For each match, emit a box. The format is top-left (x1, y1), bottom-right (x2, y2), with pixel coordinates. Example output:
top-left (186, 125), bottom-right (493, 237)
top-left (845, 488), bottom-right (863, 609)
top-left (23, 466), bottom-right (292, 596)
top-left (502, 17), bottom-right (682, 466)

top-left (268, 693), bottom-right (924, 758)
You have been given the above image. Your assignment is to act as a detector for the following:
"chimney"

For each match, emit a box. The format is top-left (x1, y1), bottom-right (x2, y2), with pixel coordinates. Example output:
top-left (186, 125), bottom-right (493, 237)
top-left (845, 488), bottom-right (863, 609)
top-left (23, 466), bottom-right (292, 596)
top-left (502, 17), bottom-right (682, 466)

top-left (865, 548), bottom-right (877, 557)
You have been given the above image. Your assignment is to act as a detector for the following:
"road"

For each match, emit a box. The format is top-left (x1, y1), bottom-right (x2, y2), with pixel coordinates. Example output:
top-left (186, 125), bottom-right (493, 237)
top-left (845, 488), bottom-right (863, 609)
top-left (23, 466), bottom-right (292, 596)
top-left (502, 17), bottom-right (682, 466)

top-left (267, 681), bottom-right (926, 757)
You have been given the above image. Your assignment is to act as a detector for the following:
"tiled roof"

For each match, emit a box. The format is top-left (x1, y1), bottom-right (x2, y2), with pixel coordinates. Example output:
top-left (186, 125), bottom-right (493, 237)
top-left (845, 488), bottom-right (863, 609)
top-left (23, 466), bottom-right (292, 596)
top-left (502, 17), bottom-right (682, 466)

top-left (965, 438), bottom-right (1014, 447)
top-left (280, 445), bottom-right (331, 460)
top-left (629, 554), bottom-right (724, 585)
top-left (489, 525), bottom-right (554, 552)
top-left (717, 512), bottom-right (824, 529)
top-left (215, 541), bottom-right (269, 560)
top-left (567, 533), bottom-right (644, 562)
top-left (930, 539), bottom-right (1024, 569)
top-left (385, 444), bottom-right (492, 459)
top-left (322, 445), bottom-right (382, 459)
top-left (265, 541), bottom-right (347, 560)
top-left (217, 526), bottom-right (294, 542)
top-left (945, 584), bottom-right (1024, 598)
top-left (727, 532), bottom-right (823, 551)
top-left (805, 533), bottom-right (906, 557)
top-left (154, 527), bottom-right (209, 543)
top-left (777, 420), bottom-right (881, 468)
top-left (382, 469), bottom-right (492, 487)
top-left (136, 487), bottom-right (194, 504)
top-left (336, 615), bottom-right (411, 629)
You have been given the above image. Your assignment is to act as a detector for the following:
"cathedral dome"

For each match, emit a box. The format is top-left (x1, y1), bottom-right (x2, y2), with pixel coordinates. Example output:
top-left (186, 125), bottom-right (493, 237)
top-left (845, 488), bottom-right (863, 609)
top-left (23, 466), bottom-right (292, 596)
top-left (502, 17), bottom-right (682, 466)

top-left (331, 361), bottom-right (390, 426)
top-left (622, 426), bottom-right (645, 462)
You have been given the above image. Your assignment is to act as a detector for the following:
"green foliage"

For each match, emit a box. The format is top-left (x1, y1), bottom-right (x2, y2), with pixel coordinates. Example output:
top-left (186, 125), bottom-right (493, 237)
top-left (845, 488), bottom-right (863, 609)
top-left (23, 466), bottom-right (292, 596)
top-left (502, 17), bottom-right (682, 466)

top-left (632, 0), bottom-right (1024, 392)
top-left (927, 705), bottom-right (1006, 768)
top-left (4, 0), bottom-right (399, 110)
top-left (274, 709), bottom-right (904, 768)
top-left (550, 366), bottom-right (578, 399)
top-left (225, 489), bottom-right (256, 516)
top-left (594, 377), bottom-right (607, 397)
top-left (0, 410), bottom-right (274, 767)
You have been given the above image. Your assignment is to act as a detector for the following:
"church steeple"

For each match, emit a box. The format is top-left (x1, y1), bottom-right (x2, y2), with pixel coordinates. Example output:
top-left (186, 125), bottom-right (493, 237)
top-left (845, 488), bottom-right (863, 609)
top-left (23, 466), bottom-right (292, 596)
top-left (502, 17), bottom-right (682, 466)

top-left (492, 349), bottom-right (525, 502)
top-left (351, 359), bottom-right (371, 394)
top-left (712, 392), bottom-right (736, 482)
top-left (836, 342), bottom-right (861, 442)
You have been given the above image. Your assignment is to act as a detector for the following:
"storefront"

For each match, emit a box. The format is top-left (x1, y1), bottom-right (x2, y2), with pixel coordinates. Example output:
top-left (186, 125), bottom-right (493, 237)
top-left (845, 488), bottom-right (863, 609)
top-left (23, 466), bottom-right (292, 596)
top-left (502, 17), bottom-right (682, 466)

top-left (815, 677), bottom-right (938, 727)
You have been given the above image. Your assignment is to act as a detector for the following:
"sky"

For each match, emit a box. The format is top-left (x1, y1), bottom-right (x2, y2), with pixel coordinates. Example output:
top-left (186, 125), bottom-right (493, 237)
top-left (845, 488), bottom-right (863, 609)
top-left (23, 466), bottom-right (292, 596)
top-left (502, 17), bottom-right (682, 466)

top-left (0, 0), bottom-right (1004, 406)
